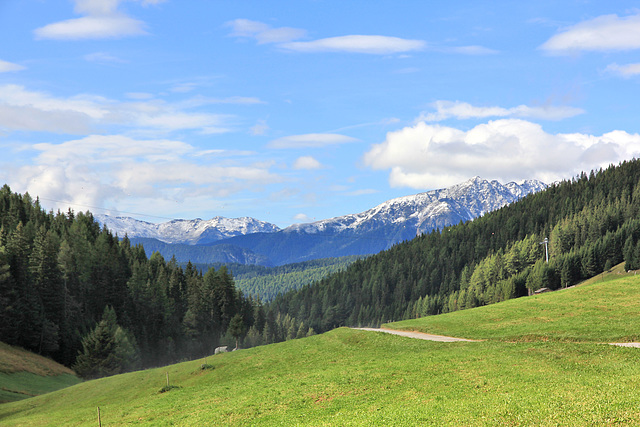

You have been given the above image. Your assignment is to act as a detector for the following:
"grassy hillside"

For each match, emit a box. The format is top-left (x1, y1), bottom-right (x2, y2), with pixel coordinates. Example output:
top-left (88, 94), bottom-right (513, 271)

top-left (2, 275), bottom-right (640, 425)
top-left (0, 342), bottom-right (80, 403)
top-left (385, 263), bottom-right (640, 342)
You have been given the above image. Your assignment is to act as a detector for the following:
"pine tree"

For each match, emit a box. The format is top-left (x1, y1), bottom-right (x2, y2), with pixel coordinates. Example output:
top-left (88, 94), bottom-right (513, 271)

top-left (73, 306), bottom-right (139, 379)
top-left (227, 313), bottom-right (247, 350)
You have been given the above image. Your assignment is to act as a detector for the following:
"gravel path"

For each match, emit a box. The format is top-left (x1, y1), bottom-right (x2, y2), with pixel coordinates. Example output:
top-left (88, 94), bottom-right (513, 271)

top-left (356, 328), bottom-right (640, 347)
top-left (354, 327), bottom-right (478, 342)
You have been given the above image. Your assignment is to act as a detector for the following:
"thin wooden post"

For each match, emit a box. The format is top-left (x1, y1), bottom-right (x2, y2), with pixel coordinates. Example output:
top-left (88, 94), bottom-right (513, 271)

top-left (97, 406), bottom-right (101, 427)
top-left (166, 371), bottom-right (169, 387)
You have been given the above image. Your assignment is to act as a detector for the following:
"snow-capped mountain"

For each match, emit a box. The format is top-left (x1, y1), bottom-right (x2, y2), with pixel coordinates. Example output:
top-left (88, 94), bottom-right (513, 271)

top-left (216, 177), bottom-right (546, 265)
top-left (95, 215), bottom-right (281, 245)
top-left (284, 177), bottom-right (546, 238)
top-left (97, 176), bottom-right (546, 265)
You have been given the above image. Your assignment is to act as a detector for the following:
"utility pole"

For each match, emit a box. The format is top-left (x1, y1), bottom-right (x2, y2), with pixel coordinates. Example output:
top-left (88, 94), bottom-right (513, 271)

top-left (540, 237), bottom-right (549, 263)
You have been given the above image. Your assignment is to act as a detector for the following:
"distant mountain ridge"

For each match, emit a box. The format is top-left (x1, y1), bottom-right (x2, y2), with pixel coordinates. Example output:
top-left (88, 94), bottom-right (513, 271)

top-left (98, 177), bottom-right (546, 265)
top-left (96, 215), bottom-right (280, 245)
top-left (284, 177), bottom-right (546, 238)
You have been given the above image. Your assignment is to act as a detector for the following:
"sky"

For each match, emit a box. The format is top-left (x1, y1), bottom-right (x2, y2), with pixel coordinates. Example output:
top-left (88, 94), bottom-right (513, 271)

top-left (2, 1), bottom-right (640, 227)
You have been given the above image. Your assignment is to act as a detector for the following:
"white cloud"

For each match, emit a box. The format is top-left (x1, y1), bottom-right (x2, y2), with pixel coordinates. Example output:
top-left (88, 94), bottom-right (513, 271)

top-left (34, 15), bottom-right (146, 40)
top-left (0, 104), bottom-right (93, 134)
top-left (0, 60), bottom-right (25, 72)
top-left (420, 100), bottom-right (584, 122)
top-left (293, 213), bottom-right (313, 223)
top-left (269, 133), bottom-right (359, 148)
top-left (0, 84), bottom-right (236, 135)
top-left (281, 35), bottom-right (426, 54)
top-left (445, 45), bottom-right (499, 55)
top-left (605, 63), bottom-right (640, 78)
top-left (363, 119), bottom-right (640, 189)
top-left (0, 84), bottom-right (105, 134)
top-left (227, 20), bottom-right (426, 55)
top-left (293, 156), bottom-right (322, 170)
top-left (7, 134), bottom-right (281, 215)
top-left (226, 19), bottom-right (306, 44)
top-left (33, 0), bottom-right (162, 40)
top-left (540, 14), bottom-right (640, 54)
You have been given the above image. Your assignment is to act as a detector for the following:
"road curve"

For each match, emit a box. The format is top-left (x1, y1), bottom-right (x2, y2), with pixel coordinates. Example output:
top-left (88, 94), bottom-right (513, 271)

top-left (354, 327), bottom-right (478, 342)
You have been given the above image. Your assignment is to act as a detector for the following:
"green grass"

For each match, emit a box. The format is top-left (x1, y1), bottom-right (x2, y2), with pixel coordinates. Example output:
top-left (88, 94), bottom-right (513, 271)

top-left (3, 274), bottom-right (640, 425)
top-left (0, 342), bottom-right (80, 404)
top-left (385, 269), bottom-right (640, 343)
top-left (0, 372), bottom-right (79, 403)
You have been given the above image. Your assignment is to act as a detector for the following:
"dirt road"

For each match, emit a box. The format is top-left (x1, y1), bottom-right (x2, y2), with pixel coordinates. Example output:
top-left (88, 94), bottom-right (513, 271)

top-left (354, 327), bottom-right (478, 342)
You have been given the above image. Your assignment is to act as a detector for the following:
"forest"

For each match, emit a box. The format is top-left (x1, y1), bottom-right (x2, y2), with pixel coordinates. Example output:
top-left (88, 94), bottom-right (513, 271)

top-left (192, 256), bottom-right (363, 301)
top-left (268, 159), bottom-right (640, 333)
top-left (0, 185), bottom-right (312, 379)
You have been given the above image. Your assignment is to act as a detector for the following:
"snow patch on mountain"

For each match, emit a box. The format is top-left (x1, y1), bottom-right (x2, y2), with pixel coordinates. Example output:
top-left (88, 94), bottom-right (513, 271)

top-left (283, 176), bottom-right (546, 237)
top-left (97, 176), bottom-right (546, 249)
top-left (96, 215), bottom-right (281, 245)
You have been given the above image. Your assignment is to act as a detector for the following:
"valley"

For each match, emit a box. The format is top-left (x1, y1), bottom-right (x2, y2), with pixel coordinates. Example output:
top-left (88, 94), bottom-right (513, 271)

top-left (4, 3), bottom-right (640, 424)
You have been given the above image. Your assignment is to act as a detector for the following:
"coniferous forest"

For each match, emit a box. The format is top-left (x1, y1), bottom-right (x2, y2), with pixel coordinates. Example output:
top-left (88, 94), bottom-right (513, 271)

top-left (0, 185), bottom-right (312, 378)
top-left (268, 159), bottom-right (640, 333)
top-left (4, 159), bottom-right (640, 378)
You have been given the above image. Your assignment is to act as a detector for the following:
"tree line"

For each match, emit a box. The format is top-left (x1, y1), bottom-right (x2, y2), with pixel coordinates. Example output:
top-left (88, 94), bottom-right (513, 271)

top-left (191, 256), bottom-right (363, 301)
top-left (0, 185), bottom-right (311, 378)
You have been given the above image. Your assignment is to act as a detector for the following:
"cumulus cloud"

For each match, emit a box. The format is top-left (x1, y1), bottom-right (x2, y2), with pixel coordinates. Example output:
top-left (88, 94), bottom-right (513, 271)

top-left (0, 60), bottom-right (25, 72)
top-left (420, 100), bottom-right (585, 122)
top-left (293, 156), bottom-right (322, 170)
top-left (226, 19), bottom-right (306, 44)
top-left (363, 119), bottom-right (640, 189)
top-left (269, 133), bottom-right (359, 149)
top-left (34, 0), bottom-right (163, 40)
top-left (540, 14), bottom-right (640, 54)
top-left (7, 134), bottom-right (281, 215)
top-left (0, 84), bottom-right (236, 135)
top-left (281, 35), bottom-right (426, 54)
top-left (605, 63), bottom-right (640, 78)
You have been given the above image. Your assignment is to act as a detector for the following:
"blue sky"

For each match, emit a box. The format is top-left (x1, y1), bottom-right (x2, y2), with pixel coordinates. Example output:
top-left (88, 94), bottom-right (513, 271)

top-left (2, 1), bottom-right (640, 227)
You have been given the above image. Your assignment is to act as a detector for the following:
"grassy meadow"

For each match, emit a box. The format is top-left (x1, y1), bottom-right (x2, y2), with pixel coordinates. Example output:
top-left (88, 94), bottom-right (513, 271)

top-left (2, 272), bottom-right (640, 425)
top-left (386, 265), bottom-right (640, 343)
top-left (0, 342), bottom-right (80, 404)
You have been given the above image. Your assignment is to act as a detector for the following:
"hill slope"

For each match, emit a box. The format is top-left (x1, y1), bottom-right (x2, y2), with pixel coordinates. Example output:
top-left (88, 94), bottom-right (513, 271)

top-left (0, 342), bottom-right (80, 403)
top-left (2, 275), bottom-right (640, 425)
top-left (386, 264), bottom-right (640, 342)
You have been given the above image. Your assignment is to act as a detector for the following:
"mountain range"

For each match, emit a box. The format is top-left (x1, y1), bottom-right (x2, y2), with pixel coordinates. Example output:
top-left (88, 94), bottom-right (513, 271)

top-left (97, 176), bottom-right (546, 266)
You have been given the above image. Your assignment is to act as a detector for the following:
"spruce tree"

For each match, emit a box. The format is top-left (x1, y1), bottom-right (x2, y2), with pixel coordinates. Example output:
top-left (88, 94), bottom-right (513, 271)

top-left (73, 306), bottom-right (139, 379)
